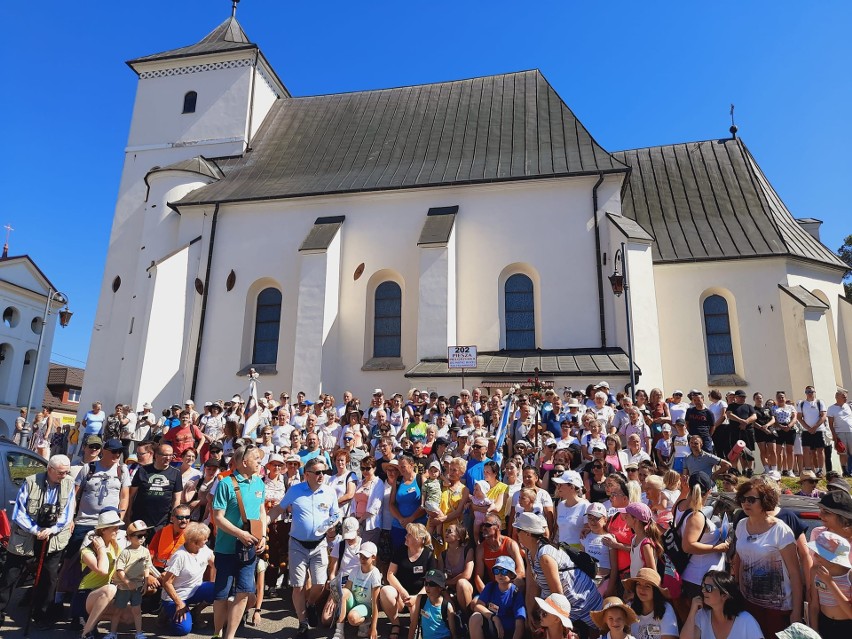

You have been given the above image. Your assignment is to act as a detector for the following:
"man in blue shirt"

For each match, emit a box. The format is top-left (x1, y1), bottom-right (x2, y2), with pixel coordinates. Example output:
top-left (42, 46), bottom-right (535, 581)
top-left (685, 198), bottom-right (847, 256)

top-left (80, 401), bottom-right (106, 450)
top-left (279, 456), bottom-right (340, 637)
top-left (211, 446), bottom-right (266, 639)
top-left (541, 398), bottom-right (567, 437)
top-left (463, 436), bottom-right (491, 493)
top-left (298, 432), bottom-right (332, 475)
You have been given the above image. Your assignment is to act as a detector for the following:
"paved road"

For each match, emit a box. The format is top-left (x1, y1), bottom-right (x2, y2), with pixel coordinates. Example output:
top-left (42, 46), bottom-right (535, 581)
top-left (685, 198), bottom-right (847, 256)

top-left (0, 588), bottom-right (404, 639)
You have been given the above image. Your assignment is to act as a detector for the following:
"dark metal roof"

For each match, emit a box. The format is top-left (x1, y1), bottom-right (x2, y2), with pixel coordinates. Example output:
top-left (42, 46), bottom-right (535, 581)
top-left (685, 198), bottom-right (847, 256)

top-left (606, 212), bottom-right (654, 243)
top-left (176, 70), bottom-right (629, 206)
top-left (147, 157), bottom-right (225, 181)
top-left (299, 216), bottom-right (345, 252)
top-left (405, 348), bottom-right (637, 378)
top-left (612, 138), bottom-right (846, 270)
top-left (418, 207), bottom-right (458, 246)
top-left (47, 364), bottom-right (85, 388)
top-left (779, 284), bottom-right (829, 310)
top-left (128, 17), bottom-right (255, 65)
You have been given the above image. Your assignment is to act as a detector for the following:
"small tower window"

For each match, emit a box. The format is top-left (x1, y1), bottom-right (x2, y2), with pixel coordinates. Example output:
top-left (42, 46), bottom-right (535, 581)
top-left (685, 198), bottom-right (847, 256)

top-left (182, 91), bottom-right (198, 114)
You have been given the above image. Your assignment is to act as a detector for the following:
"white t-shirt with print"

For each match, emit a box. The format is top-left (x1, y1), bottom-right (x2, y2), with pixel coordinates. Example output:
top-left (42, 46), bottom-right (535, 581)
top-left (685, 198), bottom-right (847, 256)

top-left (631, 602), bottom-right (678, 639)
top-left (162, 545), bottom-right (214, 601)
top-left (734, 518), bottom-right (795, 610)
top-left (348, 565), bottom-right (382, 608)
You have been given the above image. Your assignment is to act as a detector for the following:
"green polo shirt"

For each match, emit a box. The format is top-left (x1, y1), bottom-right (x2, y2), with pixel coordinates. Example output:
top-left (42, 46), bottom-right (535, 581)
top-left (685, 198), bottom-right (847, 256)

top-left (212, 471), bottom-right (265, 554)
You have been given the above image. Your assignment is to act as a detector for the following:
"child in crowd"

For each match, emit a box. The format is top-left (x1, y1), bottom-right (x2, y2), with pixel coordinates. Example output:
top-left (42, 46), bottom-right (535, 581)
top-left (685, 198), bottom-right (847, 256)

top-left (471, 480), bottom-right (494, 539)
top-left (423, 460), bottom-right (445, 543)
top-left (671, 420), bottom-right (690, 473)
top-left (591, 597), bottom-right (639, 639)
top-left (409, 569), bottom-right (457, 639)
top-left (653, 425), bottom-right (673, 469)
top-left (470, 555), bottom-right (526, 639)
top-left (582, 502), bottom-right (615, 593)
top-left (809, 530), bottom-right (852, 638)
top-left (108, 520), bottom-right (153, 639)
top-left (334, 541), bottom-right (382, 639)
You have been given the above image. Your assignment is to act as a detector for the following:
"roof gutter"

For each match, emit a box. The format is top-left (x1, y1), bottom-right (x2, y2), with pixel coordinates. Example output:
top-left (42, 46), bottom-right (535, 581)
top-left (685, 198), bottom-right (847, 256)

top-left (592, 173), bottom-right (607, 347)
top-left (190, 203), bottom-right (219, 400)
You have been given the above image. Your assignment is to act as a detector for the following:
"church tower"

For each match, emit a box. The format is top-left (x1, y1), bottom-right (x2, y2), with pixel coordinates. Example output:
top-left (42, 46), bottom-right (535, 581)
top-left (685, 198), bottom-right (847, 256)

top-left (82, 10), bottom-right (287, 410)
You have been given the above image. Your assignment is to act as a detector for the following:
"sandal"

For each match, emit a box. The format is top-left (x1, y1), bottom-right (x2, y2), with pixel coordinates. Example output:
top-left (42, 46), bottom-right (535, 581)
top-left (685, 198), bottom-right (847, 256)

top-left (389, 623), bottom-right (401, 639)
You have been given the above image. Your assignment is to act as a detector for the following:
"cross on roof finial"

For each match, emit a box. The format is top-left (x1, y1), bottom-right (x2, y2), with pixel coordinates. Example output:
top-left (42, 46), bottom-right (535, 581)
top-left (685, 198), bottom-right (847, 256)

top-left (729, 104), bottom-right (738, 140)
top-left (2, 224), bottom-right (13, 259)
top-left (231, 0), bottom-right (240, 18)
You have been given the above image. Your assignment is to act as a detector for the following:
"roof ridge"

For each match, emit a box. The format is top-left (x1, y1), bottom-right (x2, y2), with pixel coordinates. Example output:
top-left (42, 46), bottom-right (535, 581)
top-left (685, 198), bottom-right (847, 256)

top-left (293, 69), bottom-right (543, 100)
top-left (612, 137), bottom-right (736, 155)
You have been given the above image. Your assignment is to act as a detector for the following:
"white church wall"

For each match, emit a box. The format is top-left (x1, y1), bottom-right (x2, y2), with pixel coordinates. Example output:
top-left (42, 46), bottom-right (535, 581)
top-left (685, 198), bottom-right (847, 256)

top-left (183, 175), bottom-right (621, 403)
top-left (128, 53), bottom-right (257, 150)
top-left (248, 63), bottom-right (280, 141)
top-left (653, 258), bottom-right (793, 395)
top-left (837, 298), bottom-right (852, 391)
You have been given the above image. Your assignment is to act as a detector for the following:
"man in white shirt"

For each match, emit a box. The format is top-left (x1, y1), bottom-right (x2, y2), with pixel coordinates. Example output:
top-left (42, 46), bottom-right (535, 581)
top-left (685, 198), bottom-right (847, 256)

top-left (828, 390), bottom-right (852, 477)
top-left (799, 385), bottom-right (828, 477)
top-left (336, 391), bottom-right (353, 418)
top-left (612, 396), bottom-right (633, 445)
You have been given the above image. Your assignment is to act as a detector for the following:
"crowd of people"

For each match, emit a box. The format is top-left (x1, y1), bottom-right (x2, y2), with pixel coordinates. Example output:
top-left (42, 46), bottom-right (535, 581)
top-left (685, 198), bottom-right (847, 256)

top-left (2, 381), bottom-right (852, 639)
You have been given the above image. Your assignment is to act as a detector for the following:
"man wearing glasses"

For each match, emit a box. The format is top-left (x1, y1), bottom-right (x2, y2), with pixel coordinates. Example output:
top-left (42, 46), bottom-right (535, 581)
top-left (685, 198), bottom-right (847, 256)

top-left (799, 385), bottom-right (829, 478)
top-left (126, 443), bottom-right (183, 528)
top-left (0, 455), bottom-right (75, 629)
top-left (69, 438), bottom-right (130, 554)
top-left (279, 456), bottom-right (340, 637)
top-left (149, 504), bottom-right (192, 571)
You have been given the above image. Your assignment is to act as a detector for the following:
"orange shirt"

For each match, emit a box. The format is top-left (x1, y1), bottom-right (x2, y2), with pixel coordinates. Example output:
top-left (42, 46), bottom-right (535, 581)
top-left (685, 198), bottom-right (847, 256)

top-left (149, 525), bottom-right (186, 569)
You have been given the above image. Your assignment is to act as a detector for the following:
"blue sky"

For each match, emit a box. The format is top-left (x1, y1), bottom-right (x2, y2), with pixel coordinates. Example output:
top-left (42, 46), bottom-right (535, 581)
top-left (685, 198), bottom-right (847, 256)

top-left (2, 1), bottom-right (850, 368)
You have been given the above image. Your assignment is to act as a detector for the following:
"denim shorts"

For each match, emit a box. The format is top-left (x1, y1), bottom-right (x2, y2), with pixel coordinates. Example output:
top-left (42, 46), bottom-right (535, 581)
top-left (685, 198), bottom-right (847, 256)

top-left (213, 552), bottom-right (257, 600)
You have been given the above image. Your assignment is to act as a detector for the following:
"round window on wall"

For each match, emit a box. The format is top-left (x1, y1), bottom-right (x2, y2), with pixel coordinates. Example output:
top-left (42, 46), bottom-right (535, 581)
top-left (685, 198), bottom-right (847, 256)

top-left (31, 317), bottom-right (42, 334)
top-left (2, 307), bottom-right (20, 328)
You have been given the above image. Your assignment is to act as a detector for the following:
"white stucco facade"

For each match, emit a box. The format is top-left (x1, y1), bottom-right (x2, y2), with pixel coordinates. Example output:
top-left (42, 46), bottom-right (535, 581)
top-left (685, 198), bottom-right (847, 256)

top-left (81, 19), bottom-right (851, 412)
top-left (0, 257), bottom-right (64, 438)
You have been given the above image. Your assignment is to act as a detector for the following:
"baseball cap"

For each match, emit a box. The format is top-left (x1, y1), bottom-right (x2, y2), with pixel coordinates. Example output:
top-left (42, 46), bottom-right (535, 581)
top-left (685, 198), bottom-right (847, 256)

top-left (373, 388), bottom-right (383, 395)
top-left (86, 435), bottom-right (103, 446)
top-left (625, 502), bottom-right (652, 524)
top-left (424, 569), bottom-right (446, 588)
top-left (820, 490), bottom-right (852, 517)
top-left (586, 502), bottom-right (608, 519)
top-left (142, 402), bottom-right (152, 409)
top-left (103, 438), bottom-right (123, 452)
top-left (734, 389), bottom-right (747, 397)
top-left (662, 424), bottom-right (672, 432)
top-left (672, 390), bottom-right (684, 396)
top-left (434, 437), bottom-right (450, 447)
top-left (553, 470), bottom-right (583, 489)
top-left (208, 441), bottom-right (223, 452)
top-left (341, 517), bottom-right (360, 540)
top-left (457, 429), bottom-right (470, 438)
top-left (428, 460), bottom-right (442, 471)
top-left (494, 555), bottom-right (517, 574)
top-left (689, 471), bottom-right (714, 494)
top-left (590, 440), bottom-right (606, 451)
top-left (357, 542), bottom-right (377, 558)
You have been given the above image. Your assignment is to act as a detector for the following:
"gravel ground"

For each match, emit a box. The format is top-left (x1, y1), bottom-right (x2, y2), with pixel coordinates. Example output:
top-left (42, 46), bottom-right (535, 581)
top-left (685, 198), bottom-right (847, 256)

top-left (0, 588), bottom-right (404, 639)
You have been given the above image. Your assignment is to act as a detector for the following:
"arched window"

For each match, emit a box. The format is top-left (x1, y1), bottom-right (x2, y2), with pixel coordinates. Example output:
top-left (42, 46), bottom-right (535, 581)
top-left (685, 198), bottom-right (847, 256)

top-left (252, 288), bottom-right (281, 365)
top-left (373, 282), bottom-right (401, 358)
top-left (182, 91), bottom-right (197, 114)
top-left (703, 295), bottom-right (735, 375)
top-left (505, 274), bottom-right (535, 350)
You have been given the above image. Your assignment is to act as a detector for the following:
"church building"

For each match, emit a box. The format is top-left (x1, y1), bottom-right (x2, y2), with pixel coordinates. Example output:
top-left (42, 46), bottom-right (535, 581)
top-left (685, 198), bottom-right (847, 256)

top-left (82, 12), bottom-right (852, 410)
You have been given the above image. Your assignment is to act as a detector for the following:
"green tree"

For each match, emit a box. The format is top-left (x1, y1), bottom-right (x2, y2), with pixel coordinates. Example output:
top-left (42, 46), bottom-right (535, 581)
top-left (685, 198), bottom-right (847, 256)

top-left (839, 234), bottom-right (852, 300)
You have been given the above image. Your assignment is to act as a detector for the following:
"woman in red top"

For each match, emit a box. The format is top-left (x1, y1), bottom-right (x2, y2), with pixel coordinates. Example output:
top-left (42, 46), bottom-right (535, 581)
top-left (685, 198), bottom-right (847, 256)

top-left (602, 476), bottom-right (634, 596)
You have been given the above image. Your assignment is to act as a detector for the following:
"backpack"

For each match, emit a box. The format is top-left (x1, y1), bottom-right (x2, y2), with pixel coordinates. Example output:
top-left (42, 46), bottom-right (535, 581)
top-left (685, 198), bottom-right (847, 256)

top-left (556, 542), bottom-right (599, 580)
top-left (662, 500), bottom-right (707, 574)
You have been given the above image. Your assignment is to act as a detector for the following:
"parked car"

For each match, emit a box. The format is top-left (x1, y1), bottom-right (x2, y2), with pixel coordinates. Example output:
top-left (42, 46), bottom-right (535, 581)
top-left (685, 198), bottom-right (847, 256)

top-left (0, 436), bottom-right (47, 523)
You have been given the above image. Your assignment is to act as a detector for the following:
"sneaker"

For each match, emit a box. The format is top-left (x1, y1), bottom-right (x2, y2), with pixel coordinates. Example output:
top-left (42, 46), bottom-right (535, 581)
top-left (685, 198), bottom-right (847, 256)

top-left (333, 627), bottom-right (346, 639)
top-left (358, 621), bottom-right (371, 637)
top-left (135, 633), bottom-right (146, 639)
top-left (296, 621), bottom-right (310, 637)
top-left (103, 633), bottom-right (118, 639)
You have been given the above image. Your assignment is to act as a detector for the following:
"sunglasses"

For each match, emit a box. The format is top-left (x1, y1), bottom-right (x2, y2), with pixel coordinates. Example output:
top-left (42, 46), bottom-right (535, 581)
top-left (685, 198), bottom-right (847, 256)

top-left (131, 533), bottom-right (147, 540)
top-left (701, 582), bottom-right (719, 593)
top-left (480, 522), bottom-right (496, 529)
top-left (174, 515), bottom-right (191, 521)
top-left (492, 567), bottom-right (514, 577)
top-left (738, 495), bottom-right (760, 504)
top-left (471, 444), bottom-right (485, 449)
top-left (592, 464), bottom-right (603, 469)
top-left (360, 465), bottom-right (372, 470)
top-left (552, 470), bottom-right (564, 476)
top-left (306, 469), bottom-right (329, 475)
top-left (88, 445), bottom-right (102, 450)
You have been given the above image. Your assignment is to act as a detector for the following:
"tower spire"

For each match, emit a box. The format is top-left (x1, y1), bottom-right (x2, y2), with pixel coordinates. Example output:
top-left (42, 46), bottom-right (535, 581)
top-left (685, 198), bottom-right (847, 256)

top-left (231, 0), bottom-right (239, 18)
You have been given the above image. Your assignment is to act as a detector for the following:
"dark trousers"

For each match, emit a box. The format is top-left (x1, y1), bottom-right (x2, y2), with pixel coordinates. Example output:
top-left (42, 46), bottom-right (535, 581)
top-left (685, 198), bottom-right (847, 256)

top-left (0, 547), bottom-right (64, 616)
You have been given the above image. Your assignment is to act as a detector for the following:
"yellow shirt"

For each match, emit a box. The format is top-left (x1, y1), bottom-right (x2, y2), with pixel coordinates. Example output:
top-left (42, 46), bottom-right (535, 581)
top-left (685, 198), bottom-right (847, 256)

top-left (79, 540), bottom-right (120, 590)
top-left (486, 482), bottom-right (509, 528)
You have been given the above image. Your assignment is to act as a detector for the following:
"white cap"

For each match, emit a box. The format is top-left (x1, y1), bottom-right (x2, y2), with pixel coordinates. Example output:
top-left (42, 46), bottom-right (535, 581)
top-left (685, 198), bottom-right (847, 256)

top-left (185, 399), bottom-right (194, 405)
top-left (553, 470), bottom-right (583, 489)
top-left (142, 402), bottom-right (152, 409)
top-left (457, 428), bottom-right (470, 438)
top-left (373, 388), bottom-right (384, 395)
top-left (358, 541), bottom-right (378, 558)
top-left (342, 517), bottom-right (359, 540)
top-left (597, 381), bottom-right (610, 388)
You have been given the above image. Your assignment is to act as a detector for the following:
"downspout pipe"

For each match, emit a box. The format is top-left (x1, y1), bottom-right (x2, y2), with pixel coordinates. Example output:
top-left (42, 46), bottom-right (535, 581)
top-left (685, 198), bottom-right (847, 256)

top-left (592, 173), bottom-right (607, 347)
top-left (190, 203), bottom-right (219, 400)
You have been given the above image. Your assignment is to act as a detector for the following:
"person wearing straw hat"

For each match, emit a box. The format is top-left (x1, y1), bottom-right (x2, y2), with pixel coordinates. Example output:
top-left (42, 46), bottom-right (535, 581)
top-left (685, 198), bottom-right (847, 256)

top-left (77, 508), bottom-right (126, 639)
top-left (535, 593), bottom-right (577, 639)
top-left (625, 568), bottom-right (677, 639)
top-left (795, 470), bottom-right (824, 498)
top-left (590, 597), bottom-right (639, 639)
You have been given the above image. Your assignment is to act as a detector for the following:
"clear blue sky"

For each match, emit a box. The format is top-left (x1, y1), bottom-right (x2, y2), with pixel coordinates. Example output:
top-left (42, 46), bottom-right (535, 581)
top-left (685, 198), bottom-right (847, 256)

top-left (2, 1), bottom-right (850, 368)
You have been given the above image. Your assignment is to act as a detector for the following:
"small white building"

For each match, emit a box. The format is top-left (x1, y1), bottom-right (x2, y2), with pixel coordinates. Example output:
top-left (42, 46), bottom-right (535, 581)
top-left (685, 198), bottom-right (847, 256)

top-left (82, 14), bottom-right (852, 409)
top-left (0, 255), bottom-right (64, 438)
